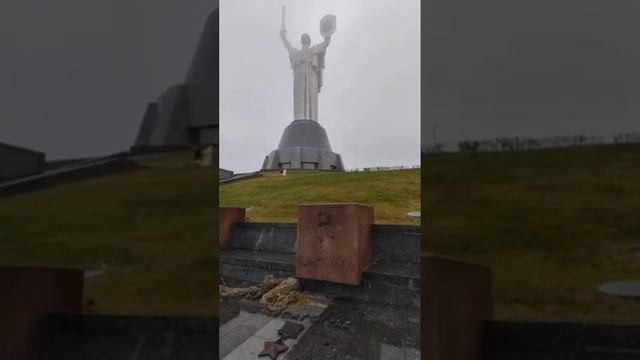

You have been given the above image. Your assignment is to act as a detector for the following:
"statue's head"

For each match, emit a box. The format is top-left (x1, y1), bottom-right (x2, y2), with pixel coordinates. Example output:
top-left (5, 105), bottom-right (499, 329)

top-left (301, 33), bottom-right (311, 47)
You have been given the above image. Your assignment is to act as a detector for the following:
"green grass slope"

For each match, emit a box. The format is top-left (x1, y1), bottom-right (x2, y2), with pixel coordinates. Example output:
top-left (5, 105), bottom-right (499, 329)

top-left (0, 152), bottom-right (218, 315)
top-left (423, 145), bottom-right (640, 322)
top-left (220, 169), bottom-right (421, 225)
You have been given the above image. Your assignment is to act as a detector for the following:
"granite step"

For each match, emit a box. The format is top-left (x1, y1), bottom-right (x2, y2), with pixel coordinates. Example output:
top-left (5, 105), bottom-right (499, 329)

top-left (228, 223), bottom-right (421, 263)
top-left (220, 249), bottom-right (296, 283)
top-left (219, 249), bottom-right (420, 306)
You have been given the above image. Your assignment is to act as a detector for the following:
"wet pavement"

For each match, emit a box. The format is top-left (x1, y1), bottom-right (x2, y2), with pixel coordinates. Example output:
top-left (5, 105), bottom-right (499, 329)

top-left (286, 299), bottom-right (420, 360)
top-left (219, 297), bottom-right (420, 359)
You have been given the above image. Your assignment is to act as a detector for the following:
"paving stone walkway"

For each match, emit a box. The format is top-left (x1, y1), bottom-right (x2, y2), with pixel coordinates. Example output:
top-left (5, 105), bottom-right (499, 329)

top-left (286, 298), bottom-right (420, 360)
top-left (219, 296), bottom-right (330, 359)
top-left (220, 311), bottom-right (272, 358)
top-left (219, 297), bottom-right (420, 359)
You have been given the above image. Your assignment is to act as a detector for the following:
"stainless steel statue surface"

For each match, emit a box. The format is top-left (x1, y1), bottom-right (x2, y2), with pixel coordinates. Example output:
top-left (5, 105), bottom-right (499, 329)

top-left (279, 7), bottom-right (336, 122)
top-left (262, 7), bottom-right (343, 171)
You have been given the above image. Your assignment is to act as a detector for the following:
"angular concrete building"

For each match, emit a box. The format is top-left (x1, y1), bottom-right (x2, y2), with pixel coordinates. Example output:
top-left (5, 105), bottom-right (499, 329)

top-left (133, 5), bottom-right (219, 151)
top-left (0, 142), bottom-right (46, 181)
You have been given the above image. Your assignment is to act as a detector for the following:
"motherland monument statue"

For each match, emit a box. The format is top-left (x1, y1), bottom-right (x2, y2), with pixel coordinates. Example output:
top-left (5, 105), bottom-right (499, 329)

top-left (279, 6), bottom-right (334, 122)
top-left (261, 6), bottom-right (344, 171)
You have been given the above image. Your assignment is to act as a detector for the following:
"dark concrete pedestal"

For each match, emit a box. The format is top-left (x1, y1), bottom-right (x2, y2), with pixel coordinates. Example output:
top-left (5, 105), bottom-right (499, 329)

top-left (262, 120), bottom-right (344, 171)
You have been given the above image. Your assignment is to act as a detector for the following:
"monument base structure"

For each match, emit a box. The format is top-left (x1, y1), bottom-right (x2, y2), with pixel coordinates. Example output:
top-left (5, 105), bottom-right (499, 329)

top-left (218, 203), bottom-right (420, 306)
top-left (261, 120), bottom-right (344, 171)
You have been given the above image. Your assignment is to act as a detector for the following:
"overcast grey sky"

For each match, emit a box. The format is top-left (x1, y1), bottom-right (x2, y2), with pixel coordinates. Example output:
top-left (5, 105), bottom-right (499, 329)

top-left (220, 0), bottom-right (421, 172)
top-left (0, 1), bottom-right (215, 159)
top-left (422, 0), bottom-right (640, 148)
top-left (5, 1), bottom-right (635, 162)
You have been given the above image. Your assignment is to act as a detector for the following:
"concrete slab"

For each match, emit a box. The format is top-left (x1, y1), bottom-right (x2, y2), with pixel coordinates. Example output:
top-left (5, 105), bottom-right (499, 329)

top-left (224, 335), bottom-right (266, 360)
top-left (224, 319), bottom-right (310, 360)
top-left (219, 311), bottom-right (271, 358)
top-left (220, 298), bottom-right (331, 360)
top-left (286, 299), bottom-right (420, 359)
top-left (406, 348), bottom-right (420, 360)
top-left (241, 312), bottom-right (274, 329)
top-left (381, 344), bottom-right (420, 360)
top-left (253, 319), bottom-right (286, 340)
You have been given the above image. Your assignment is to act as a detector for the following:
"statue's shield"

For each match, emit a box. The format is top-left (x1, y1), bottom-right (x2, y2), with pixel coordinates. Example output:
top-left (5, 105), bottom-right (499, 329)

top-left (320, 14), bottom-right (337, 37)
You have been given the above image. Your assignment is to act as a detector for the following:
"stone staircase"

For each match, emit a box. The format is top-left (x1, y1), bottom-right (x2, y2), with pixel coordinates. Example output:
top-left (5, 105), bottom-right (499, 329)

top-left (219, 222), bottom-right (421, 306)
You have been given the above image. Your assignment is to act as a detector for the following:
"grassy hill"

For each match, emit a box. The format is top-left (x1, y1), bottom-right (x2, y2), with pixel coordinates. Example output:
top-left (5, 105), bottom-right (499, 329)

top-left (220, 169), bottom-right (421, 225)
top-left (8, 144), bottom-right (636, 322)
top-left (423, 144), bottom-right (640, 323)
top-left (0, 152), bottom-right (218, 315)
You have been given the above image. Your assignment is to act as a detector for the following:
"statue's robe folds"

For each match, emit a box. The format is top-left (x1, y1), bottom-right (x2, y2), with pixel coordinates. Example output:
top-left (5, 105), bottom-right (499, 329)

top-left (283, 39), bottom-right (330, 122)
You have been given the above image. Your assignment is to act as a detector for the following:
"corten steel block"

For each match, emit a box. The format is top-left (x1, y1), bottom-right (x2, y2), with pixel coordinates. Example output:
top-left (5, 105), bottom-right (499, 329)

top-left (219, 207), bottom-right (246, 249)
top-left (296, 203), bottom-right (374, 285)
top-left (0, 266), bottom-right (84, 360)
top-left (421, 255), bottom-right (493, 360)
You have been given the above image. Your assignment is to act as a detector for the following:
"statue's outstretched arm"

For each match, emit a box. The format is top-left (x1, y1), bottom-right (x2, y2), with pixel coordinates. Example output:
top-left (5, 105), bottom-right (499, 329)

top-left (312, 36), bottom-right (331, 53)
top-left (280, 29), bottom-right (296, 55)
